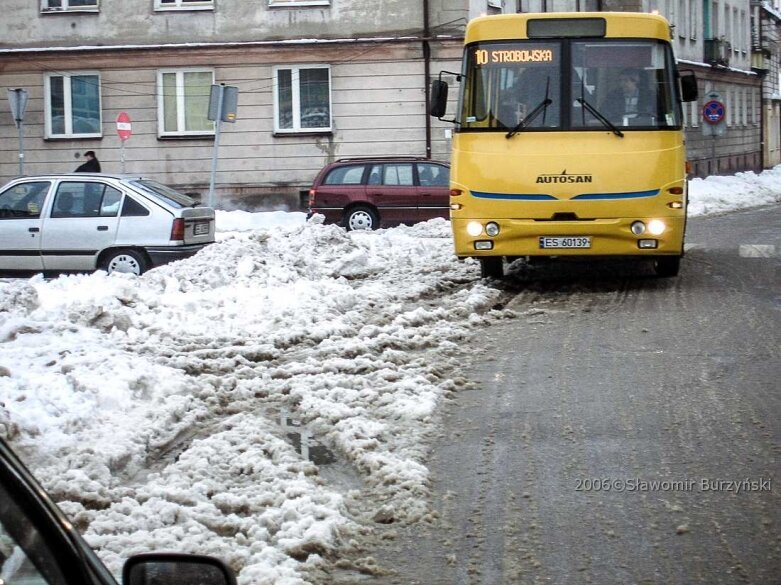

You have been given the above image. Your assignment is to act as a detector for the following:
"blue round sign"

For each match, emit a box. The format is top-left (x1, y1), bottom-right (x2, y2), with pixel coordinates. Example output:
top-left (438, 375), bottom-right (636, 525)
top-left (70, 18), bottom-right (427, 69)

top-left (702, 100), bottom-right (725, 125)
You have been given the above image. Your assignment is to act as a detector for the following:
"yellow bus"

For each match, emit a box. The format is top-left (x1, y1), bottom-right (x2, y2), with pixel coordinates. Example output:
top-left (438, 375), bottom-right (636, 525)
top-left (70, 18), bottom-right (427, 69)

top-left (430, 12), bottom-right (698, 278)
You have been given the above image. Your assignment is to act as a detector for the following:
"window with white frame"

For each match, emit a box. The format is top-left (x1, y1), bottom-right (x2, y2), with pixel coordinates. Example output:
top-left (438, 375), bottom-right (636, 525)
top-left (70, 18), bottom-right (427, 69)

top-left (689, 1), bottom-right (697, 39)
top-left (274, 65), bottom-right (331, 133)
top-left (41, 0), bottom-right (98, 12)
top-left (155, 0), bottom-right (213, 10)
top-left (752, 88), bottom-right (759, 125)
top-left (44, 72), bottom-right (102, 138)
top-left (726, 87), bottom-right (733, 126)
top-left (677, 0), bottom-right (686, 38)
top-left (157, 69), bottom-right (214, 136)
top-left (740, 9), bottom-right (747, 52)
top-left (690, 101), bottom-right (699, 127)
top-left (742, 88), bottom-right (748, 126)
top-left (268, 0), bottom-right (330, 7)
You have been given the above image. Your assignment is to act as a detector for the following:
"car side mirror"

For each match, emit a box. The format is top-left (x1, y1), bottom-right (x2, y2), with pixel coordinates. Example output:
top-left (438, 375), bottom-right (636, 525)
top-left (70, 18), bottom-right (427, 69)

top-left (430, 80), bottom-right (448, 118)
top-left (123, 553), bottom-right (237, 585)
top-left (679, 70), bottom-right (698, 103)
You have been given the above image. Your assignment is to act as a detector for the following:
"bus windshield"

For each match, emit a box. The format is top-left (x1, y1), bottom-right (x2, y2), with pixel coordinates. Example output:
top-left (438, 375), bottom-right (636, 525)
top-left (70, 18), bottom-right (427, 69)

top-left (460, 39), bottom-right (681, 133)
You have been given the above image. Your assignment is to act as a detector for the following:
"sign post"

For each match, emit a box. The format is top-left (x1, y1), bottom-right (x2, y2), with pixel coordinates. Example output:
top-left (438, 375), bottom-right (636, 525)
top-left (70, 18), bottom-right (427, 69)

top-left (206, 84), bottom-right (239, 208)
top-left (701, 91), bottom-right (726, 172)
top-left (7, 88), bottom-right (29, 175)
top-left (116, 112), bottom-right (132, 173)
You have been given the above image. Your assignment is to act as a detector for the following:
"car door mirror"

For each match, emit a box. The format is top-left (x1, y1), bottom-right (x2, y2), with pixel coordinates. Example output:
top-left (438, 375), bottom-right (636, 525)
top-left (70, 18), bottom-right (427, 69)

top-left (123, 553), bottom-right (237, 585)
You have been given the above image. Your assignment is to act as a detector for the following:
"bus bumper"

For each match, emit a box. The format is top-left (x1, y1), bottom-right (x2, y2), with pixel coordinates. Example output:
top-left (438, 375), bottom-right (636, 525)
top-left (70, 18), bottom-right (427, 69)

top-left (452, 216), bottom-right (686, 258)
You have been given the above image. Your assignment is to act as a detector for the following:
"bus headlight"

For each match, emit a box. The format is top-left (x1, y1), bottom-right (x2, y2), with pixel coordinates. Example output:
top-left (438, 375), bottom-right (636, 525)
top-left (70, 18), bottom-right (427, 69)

top-left (647, 219), bottom-right (666, 235)
top-left (631, 221), bottom-right (646, 235)
top-left (485, 222), bottom-right (500, 237)
top-left (466, 221), bottom-right (483, 237)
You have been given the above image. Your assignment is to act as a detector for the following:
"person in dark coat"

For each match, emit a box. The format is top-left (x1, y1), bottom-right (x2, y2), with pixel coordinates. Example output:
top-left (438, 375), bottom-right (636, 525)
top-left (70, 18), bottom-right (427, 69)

top-left (75, 151), bottom-right (101, 173)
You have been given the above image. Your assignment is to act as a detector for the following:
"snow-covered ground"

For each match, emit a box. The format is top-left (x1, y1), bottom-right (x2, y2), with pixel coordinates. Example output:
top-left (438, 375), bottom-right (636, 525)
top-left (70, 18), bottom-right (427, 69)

top-left (1, 168), bottom-right (780, 584)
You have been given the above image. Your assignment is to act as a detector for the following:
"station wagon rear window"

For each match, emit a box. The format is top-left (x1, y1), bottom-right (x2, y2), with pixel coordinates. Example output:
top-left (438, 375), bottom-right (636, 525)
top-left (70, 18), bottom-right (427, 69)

top-left (324, 165), bottom-right (366, 185)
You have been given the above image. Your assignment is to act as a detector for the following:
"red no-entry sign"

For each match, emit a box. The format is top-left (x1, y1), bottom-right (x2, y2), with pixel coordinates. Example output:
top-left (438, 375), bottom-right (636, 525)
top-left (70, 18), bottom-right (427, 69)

top-left (116, 112), bottom-right (132, 141)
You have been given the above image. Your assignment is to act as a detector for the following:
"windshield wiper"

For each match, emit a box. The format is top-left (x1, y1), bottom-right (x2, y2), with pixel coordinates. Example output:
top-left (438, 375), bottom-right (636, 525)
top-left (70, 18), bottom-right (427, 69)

top-left (505, 98), bottom-right (553, 138)
top-left (576, 98), bottom-right (624, 138)
top-left (506, 77), bottom-right (552, 139)
top-left (505, 98), bottom-right (552, 139)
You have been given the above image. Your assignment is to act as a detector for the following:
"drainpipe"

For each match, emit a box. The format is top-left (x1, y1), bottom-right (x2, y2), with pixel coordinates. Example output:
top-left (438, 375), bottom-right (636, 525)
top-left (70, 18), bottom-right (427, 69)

top-left (757, 6), bottom-right (766, 170)
top-left (423, 0), bottom-right (432, 159)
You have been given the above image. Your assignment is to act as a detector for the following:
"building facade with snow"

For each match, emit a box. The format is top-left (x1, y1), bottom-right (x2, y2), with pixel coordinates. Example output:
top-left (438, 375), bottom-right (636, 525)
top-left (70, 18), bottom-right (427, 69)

top-left (0, 0), bottom-right (468, 207)
top-left (0, 0), bottom-right (771, 207)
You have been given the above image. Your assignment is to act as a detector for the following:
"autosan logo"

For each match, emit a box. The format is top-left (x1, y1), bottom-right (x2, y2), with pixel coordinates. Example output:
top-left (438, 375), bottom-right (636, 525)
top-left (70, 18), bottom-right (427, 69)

top-left (536, 170), bottom-right (593, 184)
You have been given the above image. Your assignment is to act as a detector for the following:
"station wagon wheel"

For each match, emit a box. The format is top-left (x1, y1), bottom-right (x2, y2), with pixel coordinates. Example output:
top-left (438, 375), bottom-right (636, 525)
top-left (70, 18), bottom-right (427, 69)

top-left (103, 249), bottom-right (148, 276)
top-left (344, 205), bottom-right (379, 231)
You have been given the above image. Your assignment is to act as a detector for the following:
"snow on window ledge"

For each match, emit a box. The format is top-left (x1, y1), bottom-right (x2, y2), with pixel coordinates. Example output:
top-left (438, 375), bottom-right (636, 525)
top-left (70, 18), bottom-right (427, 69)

top-left (269, 0), bottom-right (330, 7)
top-left (41, 7), bottom-right (99, 13)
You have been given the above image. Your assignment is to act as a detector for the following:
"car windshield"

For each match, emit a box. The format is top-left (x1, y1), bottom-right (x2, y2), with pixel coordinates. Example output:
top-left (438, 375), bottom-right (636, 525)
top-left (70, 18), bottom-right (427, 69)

top-left (129, 179), bottom-right (197, 209)
top-left (459, 38), bottom-right (681, 132)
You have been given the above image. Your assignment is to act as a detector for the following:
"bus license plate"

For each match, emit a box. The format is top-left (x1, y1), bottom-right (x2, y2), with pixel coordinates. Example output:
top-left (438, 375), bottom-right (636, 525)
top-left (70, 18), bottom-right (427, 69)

top-left (194, 221), bottom-right (210, 236)
top-left (539, 236), bottom-right (591, 249)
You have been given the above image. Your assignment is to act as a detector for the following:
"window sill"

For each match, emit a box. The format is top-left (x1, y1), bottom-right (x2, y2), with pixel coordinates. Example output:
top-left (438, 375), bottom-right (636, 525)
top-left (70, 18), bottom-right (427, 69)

top-left (269, 1), bottom-right (330, 7)
top-left (154, 6), bottom-right (214, 11)
top-left (41, 8), bottom-right (99, 14)
top-left (44, 134), bottom-right (102, 141)
top-left (157, 134), bottom-right (215, 140)
top-left (273, 130), bottom-right (333, 137)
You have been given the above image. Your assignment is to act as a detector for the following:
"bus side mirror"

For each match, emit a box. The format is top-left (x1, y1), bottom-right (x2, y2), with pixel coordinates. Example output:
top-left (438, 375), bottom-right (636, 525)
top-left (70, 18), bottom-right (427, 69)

top-left (679, 70), bottom-right (698, 103)
top-left (430, 80), bottom-right (448, 118)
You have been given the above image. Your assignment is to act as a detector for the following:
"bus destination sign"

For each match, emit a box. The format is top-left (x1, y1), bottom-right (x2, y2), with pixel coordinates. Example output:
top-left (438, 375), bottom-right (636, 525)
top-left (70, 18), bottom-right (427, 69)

top-left (475, 48), bottom-right (555, 66)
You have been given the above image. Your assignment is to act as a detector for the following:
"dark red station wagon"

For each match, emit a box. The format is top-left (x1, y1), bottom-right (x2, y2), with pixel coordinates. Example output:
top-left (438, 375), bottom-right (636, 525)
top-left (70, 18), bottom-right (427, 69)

top-left (307, 157), bottom-right (450, 230)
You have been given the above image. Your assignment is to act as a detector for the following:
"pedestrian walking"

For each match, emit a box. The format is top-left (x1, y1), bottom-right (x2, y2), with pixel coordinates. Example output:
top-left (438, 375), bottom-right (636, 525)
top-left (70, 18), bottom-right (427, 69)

top-left (75, 151), bottom-right (101, 173)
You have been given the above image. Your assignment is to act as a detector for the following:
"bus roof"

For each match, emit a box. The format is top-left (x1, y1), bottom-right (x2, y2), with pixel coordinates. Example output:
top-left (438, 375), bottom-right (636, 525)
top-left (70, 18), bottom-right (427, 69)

top-left (465, 12), bottom-right (672, 44)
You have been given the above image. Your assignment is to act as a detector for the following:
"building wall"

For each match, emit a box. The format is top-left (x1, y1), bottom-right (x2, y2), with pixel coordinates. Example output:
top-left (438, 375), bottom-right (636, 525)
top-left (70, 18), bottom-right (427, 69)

top-left (2, 0), bottom-right (429, 48)
top-left (0, 0), bottom-right (466, 208)
top-left (683, 66), bottom-right (763, 176)
top-left (644, 0), bottom-right (762, 176)
top-left (754, 1), bottom-right (781, 168)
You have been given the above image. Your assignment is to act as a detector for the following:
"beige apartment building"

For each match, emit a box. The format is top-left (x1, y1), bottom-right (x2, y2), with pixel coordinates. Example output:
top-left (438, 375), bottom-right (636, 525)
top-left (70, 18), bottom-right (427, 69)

top-left (0, 0), bottom-right (467, 208)
top-left (0, 0), bottom-right (775, 207)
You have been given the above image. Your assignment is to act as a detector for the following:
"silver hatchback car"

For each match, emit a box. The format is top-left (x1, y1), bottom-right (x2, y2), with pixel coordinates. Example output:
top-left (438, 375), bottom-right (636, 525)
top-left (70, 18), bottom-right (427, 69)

top-left (0, 174), bottom-right (215, 275)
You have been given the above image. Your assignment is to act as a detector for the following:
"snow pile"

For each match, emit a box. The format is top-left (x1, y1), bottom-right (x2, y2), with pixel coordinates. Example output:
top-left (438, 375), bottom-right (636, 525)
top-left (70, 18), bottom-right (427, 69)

top-left (688, 166), bottom-right (781, 216)
top-left (0, 219), bottom-right (506, 583)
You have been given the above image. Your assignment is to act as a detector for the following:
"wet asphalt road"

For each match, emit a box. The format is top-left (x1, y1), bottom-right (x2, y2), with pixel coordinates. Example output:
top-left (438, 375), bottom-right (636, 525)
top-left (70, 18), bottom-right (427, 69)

top-left (338, 205), bottom-right (780, 585)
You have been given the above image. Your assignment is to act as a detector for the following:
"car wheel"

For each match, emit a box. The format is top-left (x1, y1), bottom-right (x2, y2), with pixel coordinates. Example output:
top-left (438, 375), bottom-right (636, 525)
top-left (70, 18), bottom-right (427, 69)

top-left (480, 257), bottom-right (504, 279)
top-left (345, 205), bottom-right (379, 231)
top-left (103, 249), bottom-right (147, 276)
top-left (653, 256), bottom-right (680, 277)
